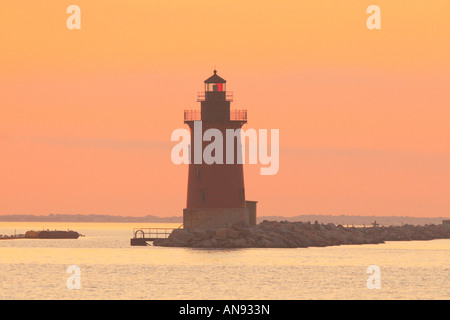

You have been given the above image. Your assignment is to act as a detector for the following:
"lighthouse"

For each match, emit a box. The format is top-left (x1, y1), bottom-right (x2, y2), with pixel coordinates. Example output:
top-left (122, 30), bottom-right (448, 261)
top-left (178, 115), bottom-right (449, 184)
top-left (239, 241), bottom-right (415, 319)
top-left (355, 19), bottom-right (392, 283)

top-left (183, 70), bottom-right (257, 229)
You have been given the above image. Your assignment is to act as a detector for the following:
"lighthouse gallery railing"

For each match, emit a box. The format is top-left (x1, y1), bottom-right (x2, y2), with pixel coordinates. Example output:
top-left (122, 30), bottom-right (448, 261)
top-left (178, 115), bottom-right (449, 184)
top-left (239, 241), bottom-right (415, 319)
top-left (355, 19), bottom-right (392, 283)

top-left (184, 110), bottom-right (247, 122)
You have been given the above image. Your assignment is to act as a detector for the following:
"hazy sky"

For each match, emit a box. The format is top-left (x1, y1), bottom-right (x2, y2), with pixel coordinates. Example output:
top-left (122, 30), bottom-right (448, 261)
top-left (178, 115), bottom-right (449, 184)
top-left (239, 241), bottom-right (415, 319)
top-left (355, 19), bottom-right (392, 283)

top-left (0, 1), bottom-right (449, 217)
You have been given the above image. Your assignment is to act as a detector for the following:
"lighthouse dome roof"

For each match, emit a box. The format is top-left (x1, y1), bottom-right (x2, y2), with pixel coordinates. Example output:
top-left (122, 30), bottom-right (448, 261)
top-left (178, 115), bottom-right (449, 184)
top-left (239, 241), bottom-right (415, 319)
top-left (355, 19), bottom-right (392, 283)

top-left (204, 70), bottom-right (226, 83)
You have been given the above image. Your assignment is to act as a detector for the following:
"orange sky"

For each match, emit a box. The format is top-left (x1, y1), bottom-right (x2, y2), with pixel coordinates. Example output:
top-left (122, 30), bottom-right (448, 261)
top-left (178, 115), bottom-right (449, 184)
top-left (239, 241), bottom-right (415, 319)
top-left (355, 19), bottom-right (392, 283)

top-left (0, 1), bottom-right (449, 217)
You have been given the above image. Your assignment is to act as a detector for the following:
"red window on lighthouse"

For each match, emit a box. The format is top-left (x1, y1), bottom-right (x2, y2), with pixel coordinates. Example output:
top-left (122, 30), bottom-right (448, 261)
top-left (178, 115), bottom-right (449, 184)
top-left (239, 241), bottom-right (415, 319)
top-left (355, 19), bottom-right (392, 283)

top-left (211, 83), bottom-right (223, 91)
top-left (207, 83), bottom-right (225, 92)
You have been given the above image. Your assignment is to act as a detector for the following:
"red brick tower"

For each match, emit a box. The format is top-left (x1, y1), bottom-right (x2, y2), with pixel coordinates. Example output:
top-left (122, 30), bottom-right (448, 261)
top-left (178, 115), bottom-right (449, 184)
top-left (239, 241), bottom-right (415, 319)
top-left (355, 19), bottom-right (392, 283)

top-left (183, 70), bottom-right (252, 229)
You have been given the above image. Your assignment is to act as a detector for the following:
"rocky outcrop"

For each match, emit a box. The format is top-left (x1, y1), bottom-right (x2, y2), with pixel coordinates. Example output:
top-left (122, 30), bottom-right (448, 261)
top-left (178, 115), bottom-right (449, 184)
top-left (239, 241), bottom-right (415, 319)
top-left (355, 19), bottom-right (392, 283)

top-left (24, 230), bottom-right (80, 239)
top-left (153, 220), bottom-right (450, 248)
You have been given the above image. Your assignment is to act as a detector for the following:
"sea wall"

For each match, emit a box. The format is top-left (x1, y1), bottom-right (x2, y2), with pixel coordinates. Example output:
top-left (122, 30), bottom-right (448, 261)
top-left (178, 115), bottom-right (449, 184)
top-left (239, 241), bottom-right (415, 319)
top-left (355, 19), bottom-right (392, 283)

top-left (152, 220), bottom-right (450, 248)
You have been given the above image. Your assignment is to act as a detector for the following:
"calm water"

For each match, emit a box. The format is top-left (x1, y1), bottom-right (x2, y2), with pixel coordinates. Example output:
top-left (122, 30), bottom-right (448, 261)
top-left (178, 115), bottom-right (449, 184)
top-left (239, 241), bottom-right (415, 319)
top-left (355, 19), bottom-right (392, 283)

top-left (0, 222), bottom-right (448, 300)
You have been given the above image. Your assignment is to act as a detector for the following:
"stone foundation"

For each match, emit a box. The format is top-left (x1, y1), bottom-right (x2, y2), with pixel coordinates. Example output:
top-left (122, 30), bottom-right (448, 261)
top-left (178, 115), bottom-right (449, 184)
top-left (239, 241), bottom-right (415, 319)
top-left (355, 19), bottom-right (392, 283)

top-left (183, 207), bottom-right (249, 230)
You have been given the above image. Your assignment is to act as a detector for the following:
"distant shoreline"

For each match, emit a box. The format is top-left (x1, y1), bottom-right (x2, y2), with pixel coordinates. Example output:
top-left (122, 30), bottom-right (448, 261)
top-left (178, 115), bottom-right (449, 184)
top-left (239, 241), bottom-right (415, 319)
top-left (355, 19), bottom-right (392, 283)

top-left (0, 214), bottom-right (448, 226)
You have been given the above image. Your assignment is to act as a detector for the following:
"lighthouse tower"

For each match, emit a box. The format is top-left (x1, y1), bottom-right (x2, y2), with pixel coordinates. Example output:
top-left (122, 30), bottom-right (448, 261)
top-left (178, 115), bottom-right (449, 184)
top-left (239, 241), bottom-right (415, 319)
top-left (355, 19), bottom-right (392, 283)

top-left (183, 70), bottom-right (256, 229)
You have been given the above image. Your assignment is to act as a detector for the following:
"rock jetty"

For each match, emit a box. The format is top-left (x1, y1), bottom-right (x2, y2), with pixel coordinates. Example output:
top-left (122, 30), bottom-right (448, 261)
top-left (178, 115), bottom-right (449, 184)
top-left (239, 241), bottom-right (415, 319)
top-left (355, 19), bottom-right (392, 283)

top-left (153, 220), bottom-right (450, 248)
top-left (24, 230), bottom-right (81, 239)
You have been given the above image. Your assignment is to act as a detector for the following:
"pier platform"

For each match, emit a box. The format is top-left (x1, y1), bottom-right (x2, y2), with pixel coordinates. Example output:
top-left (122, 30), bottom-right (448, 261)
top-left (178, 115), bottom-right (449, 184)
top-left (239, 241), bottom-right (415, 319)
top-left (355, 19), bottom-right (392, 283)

top-left (130, 227), bottom-right (180, 246)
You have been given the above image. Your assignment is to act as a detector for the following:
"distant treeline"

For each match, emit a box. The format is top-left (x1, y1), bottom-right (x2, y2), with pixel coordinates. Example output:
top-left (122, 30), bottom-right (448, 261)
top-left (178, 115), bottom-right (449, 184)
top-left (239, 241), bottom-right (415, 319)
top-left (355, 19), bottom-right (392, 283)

top-left (259, 215), bottom-right (449, 226)
top-left (0, 214), bottom-right (182, 223)
top-left (0, 214), bottom-right (447, 226)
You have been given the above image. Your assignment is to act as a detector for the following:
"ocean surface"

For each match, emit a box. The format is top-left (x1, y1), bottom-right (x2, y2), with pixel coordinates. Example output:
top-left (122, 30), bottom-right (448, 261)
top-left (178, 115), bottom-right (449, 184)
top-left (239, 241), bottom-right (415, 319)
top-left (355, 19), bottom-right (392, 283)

top-left (0, 222), bottom-right (448, 300)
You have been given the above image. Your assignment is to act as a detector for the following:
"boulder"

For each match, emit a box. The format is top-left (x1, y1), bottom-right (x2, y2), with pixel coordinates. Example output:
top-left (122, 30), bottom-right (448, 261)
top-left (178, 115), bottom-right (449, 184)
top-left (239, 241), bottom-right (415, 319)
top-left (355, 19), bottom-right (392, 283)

top-left (227, 230), bottom-right (241, 239)
top-left (194, 239), bottom-right (214, 248)
top-left (194, 230), bottom-right (210, 240)
top-left (215, 228), bottom-right (228, 240)
top-left (170, 229), bottom-right (195, 243)
top-left (231, 238), bottom-right (248, 247)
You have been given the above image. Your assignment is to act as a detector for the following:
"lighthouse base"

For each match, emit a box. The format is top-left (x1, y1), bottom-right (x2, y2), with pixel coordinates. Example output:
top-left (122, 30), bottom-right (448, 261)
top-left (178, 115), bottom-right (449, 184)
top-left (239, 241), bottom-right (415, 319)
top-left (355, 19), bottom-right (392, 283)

top-left (183, 208), bottom-right (249, 230)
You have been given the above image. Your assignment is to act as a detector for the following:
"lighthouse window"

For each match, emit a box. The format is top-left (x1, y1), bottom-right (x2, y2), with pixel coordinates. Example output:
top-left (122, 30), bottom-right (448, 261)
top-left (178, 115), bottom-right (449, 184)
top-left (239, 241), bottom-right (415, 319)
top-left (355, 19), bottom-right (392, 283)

top-left (200, 190), bottom-right (206, 203)
top-left (196, 168), bottom-right (201, 181)
top-left (206, 83), bottom-right (225, 92)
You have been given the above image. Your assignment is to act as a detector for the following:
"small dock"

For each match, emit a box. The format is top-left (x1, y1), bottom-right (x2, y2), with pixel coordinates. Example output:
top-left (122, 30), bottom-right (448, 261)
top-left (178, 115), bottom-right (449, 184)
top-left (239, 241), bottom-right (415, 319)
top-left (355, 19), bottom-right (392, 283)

top-left (130, 227), bottom-right (180, 246)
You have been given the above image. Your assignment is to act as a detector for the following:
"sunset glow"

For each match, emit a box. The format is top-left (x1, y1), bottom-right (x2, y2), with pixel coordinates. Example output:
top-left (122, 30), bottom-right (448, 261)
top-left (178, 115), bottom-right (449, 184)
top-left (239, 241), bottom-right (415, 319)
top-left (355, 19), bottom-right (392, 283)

top-left (0, 0), bottom-right (449, 217)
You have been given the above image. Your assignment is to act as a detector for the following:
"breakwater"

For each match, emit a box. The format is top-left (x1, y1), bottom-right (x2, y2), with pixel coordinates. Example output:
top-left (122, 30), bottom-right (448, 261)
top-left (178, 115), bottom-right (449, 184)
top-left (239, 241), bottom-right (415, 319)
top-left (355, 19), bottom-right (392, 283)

top-left (153, 220), bottom-right (450, 248)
